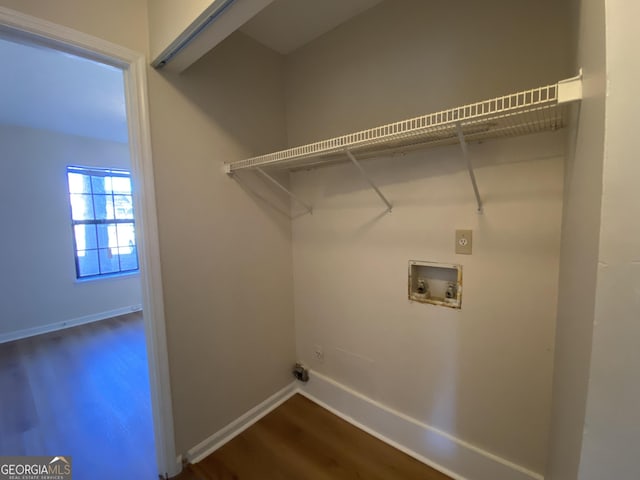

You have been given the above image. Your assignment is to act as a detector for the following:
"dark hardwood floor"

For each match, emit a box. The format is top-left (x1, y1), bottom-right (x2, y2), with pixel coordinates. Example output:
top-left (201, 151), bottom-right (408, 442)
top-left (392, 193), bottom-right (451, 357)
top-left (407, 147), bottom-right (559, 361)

top-left (0, 312), bottom-right (157, 479)
top-left (176, 394), bottom-right (451, 480)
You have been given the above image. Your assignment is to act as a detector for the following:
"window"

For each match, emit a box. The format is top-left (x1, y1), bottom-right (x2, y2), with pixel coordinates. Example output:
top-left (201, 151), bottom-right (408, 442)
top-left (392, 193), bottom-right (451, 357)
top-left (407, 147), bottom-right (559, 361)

top-left (67, 166), bottom-right (139, 278)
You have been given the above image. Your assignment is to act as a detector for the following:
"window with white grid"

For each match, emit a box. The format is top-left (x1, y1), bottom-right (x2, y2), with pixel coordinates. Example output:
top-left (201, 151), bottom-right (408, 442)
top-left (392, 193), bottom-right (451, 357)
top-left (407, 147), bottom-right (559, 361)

top-left (66, 166), bottom-right (139, 279)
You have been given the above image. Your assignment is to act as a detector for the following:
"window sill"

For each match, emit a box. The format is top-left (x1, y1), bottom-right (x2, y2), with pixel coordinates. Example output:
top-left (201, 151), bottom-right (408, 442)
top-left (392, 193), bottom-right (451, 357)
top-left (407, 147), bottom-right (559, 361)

top-left (75, 270), bottom-right (140, 284)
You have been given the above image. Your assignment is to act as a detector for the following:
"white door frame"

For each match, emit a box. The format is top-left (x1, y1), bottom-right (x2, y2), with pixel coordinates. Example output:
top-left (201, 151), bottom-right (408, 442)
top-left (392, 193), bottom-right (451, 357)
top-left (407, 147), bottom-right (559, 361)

top-left (0, 7), bottom-right (178, 478)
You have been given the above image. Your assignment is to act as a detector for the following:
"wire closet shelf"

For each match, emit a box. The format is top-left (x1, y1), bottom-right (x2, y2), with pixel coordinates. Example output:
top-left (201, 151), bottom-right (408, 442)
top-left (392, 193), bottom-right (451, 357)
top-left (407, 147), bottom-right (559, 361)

top-left (225, 79), bottom-right (580, 175)
top-left (224, 75), bottom-right (582, 214)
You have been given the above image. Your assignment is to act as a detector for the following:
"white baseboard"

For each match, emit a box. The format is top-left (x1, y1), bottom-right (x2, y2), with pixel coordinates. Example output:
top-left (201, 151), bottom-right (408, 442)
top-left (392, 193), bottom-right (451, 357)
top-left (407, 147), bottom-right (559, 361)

top-left (0, 305), bottom-right (142, 344)
top-left (184, 371), bottom-right (543, 480)
top-left (186, 382), bottom-right (298, 464)
top-left (299, 370), bottom-right (544, 480)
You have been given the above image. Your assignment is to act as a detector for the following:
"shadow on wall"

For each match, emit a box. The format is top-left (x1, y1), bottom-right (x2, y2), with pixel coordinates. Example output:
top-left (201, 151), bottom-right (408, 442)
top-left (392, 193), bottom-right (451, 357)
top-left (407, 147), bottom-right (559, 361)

top-left (144, 28), bottom-right (297, 455)
top-left (150, 31), bottom-right (293, 222)
top-left (290, 127), bottom-right (565, 473)
top-left (232, 169), bottom-right (301, 219)
top-left (289, 129), bottom-right (567, 214)
top-left (154, 32), bottom-right (286, 163)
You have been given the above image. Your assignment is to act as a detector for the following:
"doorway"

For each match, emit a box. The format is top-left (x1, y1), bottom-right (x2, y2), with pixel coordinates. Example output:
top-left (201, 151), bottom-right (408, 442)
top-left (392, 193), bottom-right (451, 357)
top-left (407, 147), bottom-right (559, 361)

top-left (0, 8), bottom-right (176, 479)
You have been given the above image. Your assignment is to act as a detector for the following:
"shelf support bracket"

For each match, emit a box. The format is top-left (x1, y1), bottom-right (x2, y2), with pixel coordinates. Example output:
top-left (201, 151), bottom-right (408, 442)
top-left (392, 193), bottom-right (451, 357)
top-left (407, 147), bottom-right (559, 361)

top-left (345, 150), bottom-right (392, 213)
top-left (557, 68), bottom-right (583, 104)
top-left (256, 167), bottom-right (313, 215)
top-left (455, 123), bottom-right (483, 213)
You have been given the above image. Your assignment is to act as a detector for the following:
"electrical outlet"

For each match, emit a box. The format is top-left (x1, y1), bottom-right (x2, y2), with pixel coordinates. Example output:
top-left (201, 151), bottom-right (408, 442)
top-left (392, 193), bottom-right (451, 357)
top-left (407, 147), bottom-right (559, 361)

top-left (455, 229), bottom-right (473, 255)
top-left (314, 345), bottom-right (324, 363)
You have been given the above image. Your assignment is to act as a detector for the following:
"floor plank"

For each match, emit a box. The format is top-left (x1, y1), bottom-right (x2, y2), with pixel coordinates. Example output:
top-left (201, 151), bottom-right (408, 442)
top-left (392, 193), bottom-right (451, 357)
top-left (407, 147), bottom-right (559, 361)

top-left (0, 313), bottom-right (157, 479)
top-left (178, 394), bottom-right (451, 480)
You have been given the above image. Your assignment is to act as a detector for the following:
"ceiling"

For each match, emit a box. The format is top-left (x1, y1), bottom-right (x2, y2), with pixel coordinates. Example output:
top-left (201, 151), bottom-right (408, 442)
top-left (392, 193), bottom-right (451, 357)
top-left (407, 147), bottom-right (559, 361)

top-left (0, 36), bottom-right (128, 143)
top-left (240, 0), bottom-right (383, 54)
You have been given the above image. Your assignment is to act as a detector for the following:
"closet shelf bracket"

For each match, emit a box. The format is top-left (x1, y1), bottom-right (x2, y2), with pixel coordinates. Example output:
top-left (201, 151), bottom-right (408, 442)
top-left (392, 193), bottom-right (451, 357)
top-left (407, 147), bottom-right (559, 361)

top-left (224, 74), bottom-right (584, 215)
top-left (557, 68), bottom-right (583, 104)
top-left (345, 149), bottom-right (392, 213)
top-left (455, 123), bottom-right (483, 213)
top-left (256, 167), bottom-right (313, 215)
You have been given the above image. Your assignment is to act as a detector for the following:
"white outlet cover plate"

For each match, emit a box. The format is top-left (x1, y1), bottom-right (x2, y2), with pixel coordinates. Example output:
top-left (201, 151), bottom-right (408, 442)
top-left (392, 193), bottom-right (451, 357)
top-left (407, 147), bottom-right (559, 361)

top-left (456, 229), bottom-right (473, 254)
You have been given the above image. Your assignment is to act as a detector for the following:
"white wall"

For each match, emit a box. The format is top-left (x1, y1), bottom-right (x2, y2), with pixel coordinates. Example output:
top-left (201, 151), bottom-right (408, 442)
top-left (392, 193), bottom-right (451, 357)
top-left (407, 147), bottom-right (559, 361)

top-left (286, 0), bottom-right (573, 475)
top-left (0, 125), bottom-right (142, 341)
top-left (545, 0), bottom-right (607, 477)
top-left (577, 1), bottom-right (640, 477)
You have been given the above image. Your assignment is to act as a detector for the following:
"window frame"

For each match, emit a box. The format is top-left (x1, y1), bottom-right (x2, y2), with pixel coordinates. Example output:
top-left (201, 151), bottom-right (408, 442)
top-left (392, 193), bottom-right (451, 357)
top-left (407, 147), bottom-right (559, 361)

top-left (66, 165), bottom-right (139, 279)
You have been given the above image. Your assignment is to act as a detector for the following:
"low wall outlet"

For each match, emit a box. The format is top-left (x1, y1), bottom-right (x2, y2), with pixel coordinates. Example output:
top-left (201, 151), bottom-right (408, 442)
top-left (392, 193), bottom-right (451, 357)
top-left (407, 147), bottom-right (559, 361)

top-left (455, 229), bottom-right (473, 255)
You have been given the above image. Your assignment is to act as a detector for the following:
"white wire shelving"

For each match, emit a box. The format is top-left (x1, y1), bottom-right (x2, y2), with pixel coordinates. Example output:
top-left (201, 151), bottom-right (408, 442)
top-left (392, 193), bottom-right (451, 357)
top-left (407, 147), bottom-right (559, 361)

top-left (224, 74), bottom-right (582, 214)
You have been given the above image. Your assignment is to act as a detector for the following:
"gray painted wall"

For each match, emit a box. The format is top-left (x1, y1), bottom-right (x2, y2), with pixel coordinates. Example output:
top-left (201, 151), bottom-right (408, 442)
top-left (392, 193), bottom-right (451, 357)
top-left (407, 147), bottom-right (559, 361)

top-left (0, 125), bottom-right (142, 340)
top-left (10, 3), bottom-right (634, 477)
top-left (285, 0), bottom-right (573, 473)
top-left (147, 32), bottom-right (296, 454)
top-left (0, 0), bottom-right (296, 457)
top-left (546, 0), bottom-right (607, 477)
top-left (578, 1), bottom-right (640, 477)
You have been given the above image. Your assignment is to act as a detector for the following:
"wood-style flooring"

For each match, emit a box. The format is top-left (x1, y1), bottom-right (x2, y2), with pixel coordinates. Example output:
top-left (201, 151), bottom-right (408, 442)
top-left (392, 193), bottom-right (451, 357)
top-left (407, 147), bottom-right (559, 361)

top-left (176, 394), bottom-right (451, 480)
top-left (0, 312), bottom-right (157, 479)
